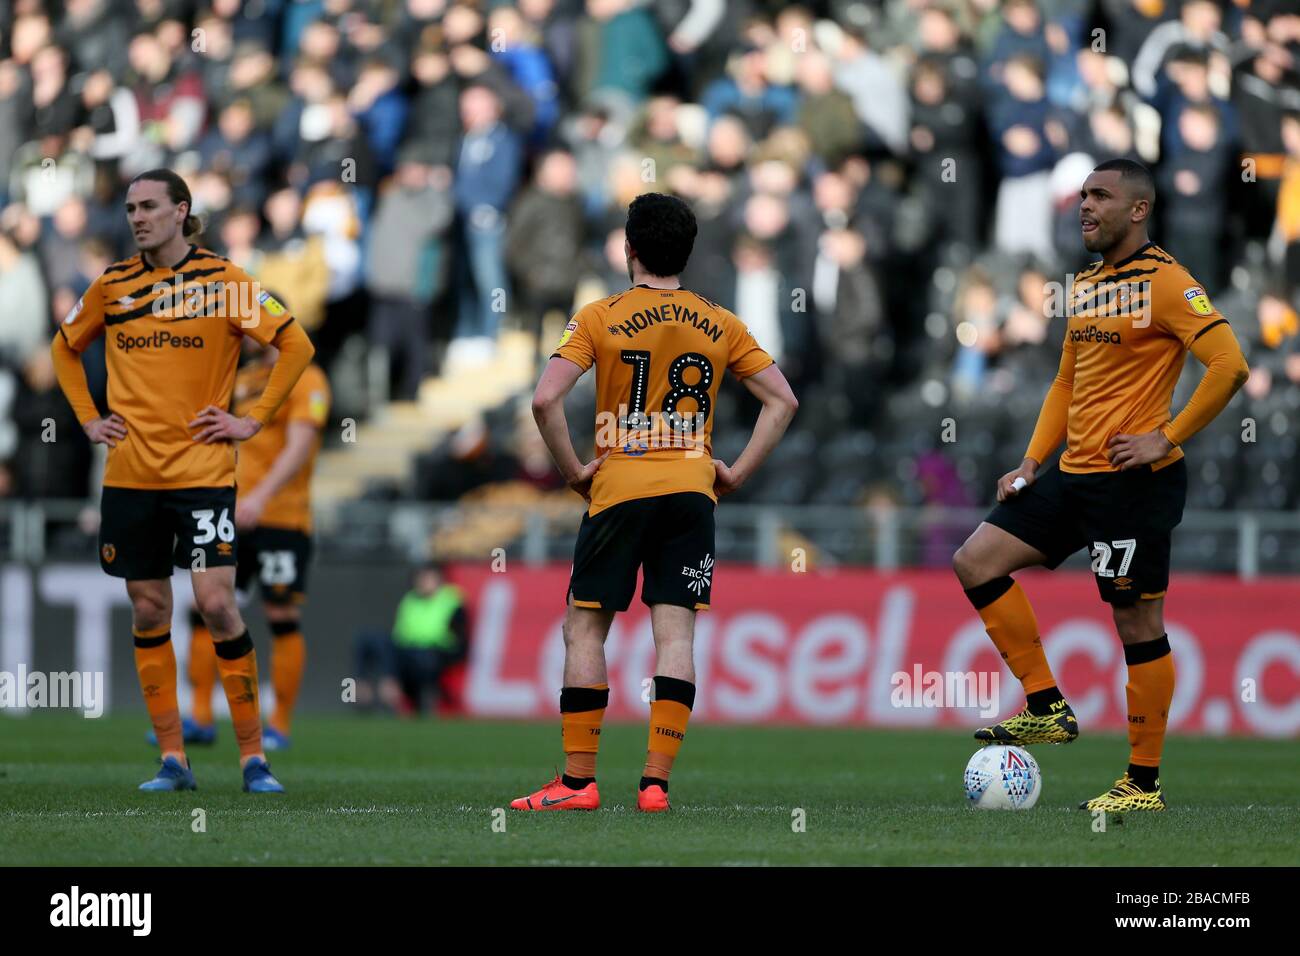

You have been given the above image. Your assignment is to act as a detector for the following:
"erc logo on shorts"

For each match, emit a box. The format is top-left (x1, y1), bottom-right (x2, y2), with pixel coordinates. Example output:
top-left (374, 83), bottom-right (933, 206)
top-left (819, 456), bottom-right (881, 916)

top-left (681, 554), bottom-right (714, 596)
top-left (102, 544), bottom-right (116, 564)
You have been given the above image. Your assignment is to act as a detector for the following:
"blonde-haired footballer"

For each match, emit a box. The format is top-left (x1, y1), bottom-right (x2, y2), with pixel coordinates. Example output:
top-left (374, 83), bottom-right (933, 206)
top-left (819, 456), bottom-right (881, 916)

top-left (52, 168), bottom-right (314, 793)
top-left (952, 159), bottom-right (1249, 812)
top-left (512, 193), bottom-right (798, 813)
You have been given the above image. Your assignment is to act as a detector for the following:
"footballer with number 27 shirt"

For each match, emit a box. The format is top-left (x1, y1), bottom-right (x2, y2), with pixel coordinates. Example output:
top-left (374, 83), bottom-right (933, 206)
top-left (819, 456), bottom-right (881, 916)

top-left (953, 159), bottom-right (1249, 813)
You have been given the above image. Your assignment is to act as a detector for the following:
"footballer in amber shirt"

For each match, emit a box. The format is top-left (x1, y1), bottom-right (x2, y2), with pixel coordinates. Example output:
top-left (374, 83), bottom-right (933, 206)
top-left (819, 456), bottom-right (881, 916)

top-left (232, 360), bottom-right (331, 533)
top-left (1049, 243), bottom-right (1235, 472)
top-left (58, 244), bottom-right (297, 489)
top-left (552, 285), bottom-right (773, 515)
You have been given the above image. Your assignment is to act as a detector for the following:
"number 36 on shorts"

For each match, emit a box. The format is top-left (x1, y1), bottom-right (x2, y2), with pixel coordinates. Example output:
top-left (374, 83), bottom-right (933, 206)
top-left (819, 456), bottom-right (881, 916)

top-left (191, 508), bottom-right (236, 545)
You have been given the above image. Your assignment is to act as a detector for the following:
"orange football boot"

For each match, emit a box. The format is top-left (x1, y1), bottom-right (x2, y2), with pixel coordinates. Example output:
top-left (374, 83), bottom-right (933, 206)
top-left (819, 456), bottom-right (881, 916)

top-left (510, 774), bottom-right (600, 811)
top-left (637, 783), bottom-right (670, 812)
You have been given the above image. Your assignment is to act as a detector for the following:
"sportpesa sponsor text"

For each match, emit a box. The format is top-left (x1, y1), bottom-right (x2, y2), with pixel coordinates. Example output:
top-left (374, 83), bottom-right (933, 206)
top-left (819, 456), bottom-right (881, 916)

top-left (115, 329), bottom-right (205, 352)
top-left (1069, 325), bottom-right (1124, 344)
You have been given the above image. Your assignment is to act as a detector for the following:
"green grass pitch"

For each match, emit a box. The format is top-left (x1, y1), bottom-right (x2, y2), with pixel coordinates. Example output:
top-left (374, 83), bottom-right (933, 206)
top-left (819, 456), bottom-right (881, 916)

top-left (2, 715), bottom-right (1296, 866)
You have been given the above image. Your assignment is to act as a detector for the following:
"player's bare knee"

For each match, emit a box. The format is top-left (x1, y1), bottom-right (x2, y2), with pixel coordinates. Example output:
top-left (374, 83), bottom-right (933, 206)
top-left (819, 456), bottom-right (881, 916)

top-left (264, 602), bottom-right (299, 625)
top-left (561, 617), bottom-right (598, 651)
top-left (652, 629), bottom-right (693, 654)
top-left (1112, 602), bottom-right (1162, 643)
top-left (130, 593), bottom-right (171, 632)
top-left (952, 542), bottom-right (986, 588)
top-left (194, 593), bottom-right (239, 633)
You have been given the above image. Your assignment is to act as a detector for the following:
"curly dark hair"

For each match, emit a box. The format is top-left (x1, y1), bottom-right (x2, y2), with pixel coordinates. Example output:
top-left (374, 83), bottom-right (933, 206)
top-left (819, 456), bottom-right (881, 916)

top-left (625, 192), bottom-right (697, 278)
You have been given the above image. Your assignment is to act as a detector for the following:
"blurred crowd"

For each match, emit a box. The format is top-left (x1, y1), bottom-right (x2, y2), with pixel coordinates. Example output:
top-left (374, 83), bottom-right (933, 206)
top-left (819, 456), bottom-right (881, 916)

top-left (1, 0), bottom-right (1299, 516)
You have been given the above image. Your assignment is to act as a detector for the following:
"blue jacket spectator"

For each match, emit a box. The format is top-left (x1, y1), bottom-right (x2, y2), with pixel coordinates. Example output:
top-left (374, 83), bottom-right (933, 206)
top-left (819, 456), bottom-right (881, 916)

top-left (351, 60), bottom-right (409, 179)
top-left (454, 113), bottom-right (524, 217)
top-left (489, 6), bottom-right (560, 147)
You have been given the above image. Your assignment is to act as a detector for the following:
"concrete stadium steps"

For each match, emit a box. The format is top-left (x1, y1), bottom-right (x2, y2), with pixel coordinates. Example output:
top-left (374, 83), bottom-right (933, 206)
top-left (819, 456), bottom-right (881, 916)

top-left (311, 331), bottom-right (538, 502)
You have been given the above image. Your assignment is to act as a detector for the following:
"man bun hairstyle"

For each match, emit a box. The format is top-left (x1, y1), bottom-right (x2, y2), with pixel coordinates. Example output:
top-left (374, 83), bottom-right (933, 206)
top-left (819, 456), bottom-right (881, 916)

top-left (130, 167), bottom-right (204, 238)
top-left (625, 192), bottom-right (697, 278)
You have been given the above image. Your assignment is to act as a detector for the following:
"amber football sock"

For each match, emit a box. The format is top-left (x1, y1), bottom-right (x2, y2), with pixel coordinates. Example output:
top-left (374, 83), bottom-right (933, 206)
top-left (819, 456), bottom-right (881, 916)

top-left (1124, 634), bottom-right (1175, 786)
top-left (135, 626), bottom-right (185, 764)
top-left (560, 684), bottom-right (608, 788)
top-left (642, 676), bottom-right (695, 790)
top-left (213, 630), bottom-right (263, 764)
top-left (269, 619), bottom-right (306, 735)
top-left (188, 611), bottom-right (218, 726)
top-left (964, 576), bottom-right (1058, 697)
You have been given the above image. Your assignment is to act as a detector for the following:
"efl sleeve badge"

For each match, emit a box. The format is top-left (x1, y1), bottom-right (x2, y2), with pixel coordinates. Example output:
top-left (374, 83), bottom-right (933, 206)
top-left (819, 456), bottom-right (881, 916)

top-left (1184, 286), bottom-right (1213, 316)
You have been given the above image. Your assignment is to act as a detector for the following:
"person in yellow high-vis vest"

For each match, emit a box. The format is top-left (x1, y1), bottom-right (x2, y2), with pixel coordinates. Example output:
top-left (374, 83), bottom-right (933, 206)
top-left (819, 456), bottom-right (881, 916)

top-left (391, 564), bottom-right (469, 715)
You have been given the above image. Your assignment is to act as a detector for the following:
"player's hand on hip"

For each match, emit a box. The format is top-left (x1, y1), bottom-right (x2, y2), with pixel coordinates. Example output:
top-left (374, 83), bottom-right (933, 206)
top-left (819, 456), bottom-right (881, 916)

top-left (996, 459), bottom-right (1038, 502)
top-left (713, 459), bottom-right (745, 497)
top-left (567, 451), bottom-right (609, 503)
top-left (1107, 430), bottom-right (1173, 470)
top-left (189, 406), bottom-right (262, 444)
top-left (83, 414), bottom-right (127, 447)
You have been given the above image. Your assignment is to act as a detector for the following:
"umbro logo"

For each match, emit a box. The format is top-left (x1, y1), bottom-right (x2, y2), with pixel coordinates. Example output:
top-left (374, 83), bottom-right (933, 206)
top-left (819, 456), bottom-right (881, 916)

top-left (118, 295), bottom-right (135, 306)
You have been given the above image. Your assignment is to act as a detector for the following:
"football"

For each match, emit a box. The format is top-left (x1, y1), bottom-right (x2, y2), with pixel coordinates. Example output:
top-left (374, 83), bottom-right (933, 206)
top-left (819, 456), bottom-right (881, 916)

top-left (964, 745), bottom-right (1041, 810)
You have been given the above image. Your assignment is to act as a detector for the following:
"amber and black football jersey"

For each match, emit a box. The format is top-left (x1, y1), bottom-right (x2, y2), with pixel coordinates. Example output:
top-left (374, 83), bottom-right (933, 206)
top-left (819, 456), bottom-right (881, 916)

top-left (1057, 242), bottom-right (1232, 473)
top-left (553, 285), bottom-right (773, 515)
top-left (59, 244), bottom-right (295, 489)
top-left (233, 361), bottom-right (330, 533)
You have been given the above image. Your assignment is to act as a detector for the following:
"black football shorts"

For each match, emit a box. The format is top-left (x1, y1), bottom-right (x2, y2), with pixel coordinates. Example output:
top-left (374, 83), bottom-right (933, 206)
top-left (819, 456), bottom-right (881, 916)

top-left (235, 526), bottom-right (314, 604)
top-left (568, 491), bottom-right (716, 612)
top-left (99, 486), bottom-right (238, 580)
top-left (985, 459), bottom-right (1188, 605)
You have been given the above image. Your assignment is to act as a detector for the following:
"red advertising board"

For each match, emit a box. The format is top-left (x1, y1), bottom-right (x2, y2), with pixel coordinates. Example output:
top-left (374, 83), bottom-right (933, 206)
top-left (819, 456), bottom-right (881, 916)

top-left (453, 565), bottom-right (1300, 737)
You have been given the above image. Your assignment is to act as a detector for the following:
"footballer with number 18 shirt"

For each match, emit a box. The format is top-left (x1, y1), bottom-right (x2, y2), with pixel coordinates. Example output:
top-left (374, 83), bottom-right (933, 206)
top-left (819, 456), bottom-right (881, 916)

top-left (51, 169), bottom-right (315, 794)
top-left (953, 159), bottom-right (1250, 812)
top-left (513, 193), bottom-right (799, 813)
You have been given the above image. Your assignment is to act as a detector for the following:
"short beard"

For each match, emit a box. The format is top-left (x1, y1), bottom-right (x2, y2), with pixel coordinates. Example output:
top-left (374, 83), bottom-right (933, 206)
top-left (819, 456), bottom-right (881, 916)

top-left (1083, 226), bottom-right (1109, 254)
